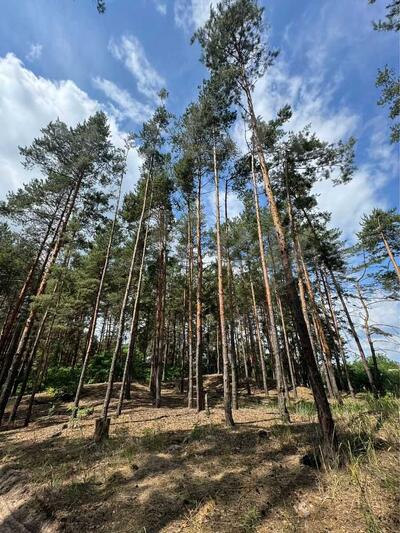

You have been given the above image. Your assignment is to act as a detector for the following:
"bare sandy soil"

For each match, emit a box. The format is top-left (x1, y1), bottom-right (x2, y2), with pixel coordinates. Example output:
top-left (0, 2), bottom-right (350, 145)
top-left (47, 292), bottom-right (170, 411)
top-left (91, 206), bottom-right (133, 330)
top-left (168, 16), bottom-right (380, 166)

top-left (0, 377), bottom-right (398, 532)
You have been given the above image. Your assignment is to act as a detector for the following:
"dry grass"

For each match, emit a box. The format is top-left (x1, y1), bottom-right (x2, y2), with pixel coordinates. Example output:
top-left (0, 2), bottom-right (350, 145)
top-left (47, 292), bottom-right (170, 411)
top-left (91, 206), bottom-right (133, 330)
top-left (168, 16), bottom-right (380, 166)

top-left (0, 380), bottom-right (399, 532)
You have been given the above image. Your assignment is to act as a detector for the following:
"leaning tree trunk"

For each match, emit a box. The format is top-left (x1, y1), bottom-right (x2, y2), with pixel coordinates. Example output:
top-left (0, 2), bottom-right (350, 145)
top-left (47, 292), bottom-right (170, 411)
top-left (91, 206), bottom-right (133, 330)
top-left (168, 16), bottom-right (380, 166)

top-left (94, 173), bottom-right (151, 442)
top-left (320, 269), bottom-right (355, 397)
top-left (0, 173), bottom-right (83, 425)
top-left (329, 269), bottom-right (378, 397)
top-left (0, 194), bottom-right (63, 360)
top-left (251, 155), bottom-right (289, 420)
top-left (356, 282), bottom-right (383, 395)
top-left (381, 231), bottom-right (400, 283)
top-left (72, 173), bottom-right (124, 418)
top-left (195, 176), bottom-right (204, 412)
top-left (8, 308), bottom-right (49, 423)
top-left (116, 224), bottom-right (149, 415)
top-left (243, 80), bottom-right (336, 454)
top-left (213, 142), bottom-right (234, 427)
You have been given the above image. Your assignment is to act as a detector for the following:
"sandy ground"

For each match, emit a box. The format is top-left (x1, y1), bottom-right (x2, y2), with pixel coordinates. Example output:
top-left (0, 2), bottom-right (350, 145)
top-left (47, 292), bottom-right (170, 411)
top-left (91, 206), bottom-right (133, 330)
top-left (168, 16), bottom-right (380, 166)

top-left (0, 378), bottom-right (398, 532)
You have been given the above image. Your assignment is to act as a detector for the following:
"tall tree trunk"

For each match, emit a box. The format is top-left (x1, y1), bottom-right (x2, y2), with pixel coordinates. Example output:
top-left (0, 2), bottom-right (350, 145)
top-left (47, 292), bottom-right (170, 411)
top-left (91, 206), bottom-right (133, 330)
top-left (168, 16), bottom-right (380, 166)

top-left (320, 269), bottom-right (355, 397)
top-left (72, 173), bottom-right (123, 417)
top-left (0, 195), bottom-right (63, 360)
top-left (95, 173), bottom-right (151, 441)
top-left (187, 202), bottom-right (194, 408)
top-left (8, 308), bottom-right (49, 423)
top-left (151, 208), bottom-right (167, 408)
top-left (356, 282), bottom-right (383, 395)
top-left (180, 289), bottom-right (187, 394)
top-left (213, 142), bottom-right (234, 427)
top-left (251, 155), bottom-right (289, 420)
top-left (195, 177), bottom-right (204, 412)
top-left (250, 279), bottom-right (269, 396)
top-left (243, 83), bottom-right (336, 453)
top-left (329, 269), bottom-right (377, 397)
top-left (277, 296), bottom-right (297, 398)
top-left (224, 180), bottom-right (238, 410)
top-left (116, 224), bottom-right (149, 415)
top-left (0, 174), bottom-right (83, 425)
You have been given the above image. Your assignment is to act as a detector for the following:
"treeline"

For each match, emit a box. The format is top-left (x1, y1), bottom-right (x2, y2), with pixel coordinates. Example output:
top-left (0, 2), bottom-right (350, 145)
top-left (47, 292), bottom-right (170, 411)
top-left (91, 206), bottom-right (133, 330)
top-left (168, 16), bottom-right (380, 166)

top-left (0, 0), bottom-right (399, 454)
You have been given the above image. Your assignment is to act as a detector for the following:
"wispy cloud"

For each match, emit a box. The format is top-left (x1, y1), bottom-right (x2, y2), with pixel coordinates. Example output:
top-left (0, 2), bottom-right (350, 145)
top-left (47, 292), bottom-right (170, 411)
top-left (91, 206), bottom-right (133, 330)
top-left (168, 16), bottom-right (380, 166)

top-left (26, 43), bottom-right (43, 62)
top-left (93, 77), bottom-right (152, 123)
top-left (108, 35), bottom-right (165, 101)
top-left (174, 0), bottom-right (217, 32)
top-left (152, 0), bottom-right (167, 15)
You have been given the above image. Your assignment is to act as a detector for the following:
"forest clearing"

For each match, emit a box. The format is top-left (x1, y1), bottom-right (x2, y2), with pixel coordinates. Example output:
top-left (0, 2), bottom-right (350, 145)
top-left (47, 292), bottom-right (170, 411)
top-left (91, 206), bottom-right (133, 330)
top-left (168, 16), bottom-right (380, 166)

top-left (0, 0), bottom-right (399, 532)
top-left (1, 379), bottom-right (399, 532)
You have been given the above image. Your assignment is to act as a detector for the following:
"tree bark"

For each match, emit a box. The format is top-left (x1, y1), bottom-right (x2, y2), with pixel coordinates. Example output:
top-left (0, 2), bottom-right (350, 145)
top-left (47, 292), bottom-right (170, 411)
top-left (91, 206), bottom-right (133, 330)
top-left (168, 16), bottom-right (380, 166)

top-left (0, 173), bottom-right (83, 425)
top-left (320, 269), bottom-right (355, 397)
top-left (72, 172), bottom-right (124, 417)
top-left (251, 155), bottom-right (289, 420)
top-left (213, 142), bottom-right (234, 427)
top-left (329, 269), bottom-right (377, 396)
top-left (195, 177), bottom-right (204, 412)
top-left (116, 224), bottom-right (149, 415)
top-left (356, 282), bottom-right (383, 395)
top-left (381, 232), bottom-right (400, 283)
top-left (243, 81), bottom-right (336, 453)
top-left (95, 173), bottom-right (151, 440)
top-left (187, 202), bottom-right (194, 408)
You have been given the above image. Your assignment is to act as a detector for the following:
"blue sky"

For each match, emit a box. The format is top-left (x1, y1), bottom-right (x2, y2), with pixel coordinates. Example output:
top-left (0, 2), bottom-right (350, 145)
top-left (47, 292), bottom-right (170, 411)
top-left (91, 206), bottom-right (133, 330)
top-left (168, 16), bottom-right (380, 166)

top-left (0, 0), bottom-right (398, 357)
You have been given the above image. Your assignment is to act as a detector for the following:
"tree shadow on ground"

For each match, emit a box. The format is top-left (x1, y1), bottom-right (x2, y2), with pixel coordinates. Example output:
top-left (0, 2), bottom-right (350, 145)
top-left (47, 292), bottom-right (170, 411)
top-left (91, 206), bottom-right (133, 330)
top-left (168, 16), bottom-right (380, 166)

top-left (0, 418), bottom-right (323, 532)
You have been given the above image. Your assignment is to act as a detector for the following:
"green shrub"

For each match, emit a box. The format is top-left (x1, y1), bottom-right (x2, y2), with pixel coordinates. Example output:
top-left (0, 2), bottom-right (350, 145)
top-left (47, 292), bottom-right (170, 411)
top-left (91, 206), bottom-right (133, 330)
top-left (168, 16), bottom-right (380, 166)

top-left (43, 367), bottom-right (81, 398)
top-left (347, 355), bottom-right (399, 395)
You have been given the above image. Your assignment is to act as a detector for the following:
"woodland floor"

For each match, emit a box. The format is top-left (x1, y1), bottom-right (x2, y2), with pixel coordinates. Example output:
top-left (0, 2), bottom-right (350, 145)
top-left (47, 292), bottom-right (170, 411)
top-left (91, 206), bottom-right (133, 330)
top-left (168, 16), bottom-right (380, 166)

top-left (0, 376), bottom-right (399, 532)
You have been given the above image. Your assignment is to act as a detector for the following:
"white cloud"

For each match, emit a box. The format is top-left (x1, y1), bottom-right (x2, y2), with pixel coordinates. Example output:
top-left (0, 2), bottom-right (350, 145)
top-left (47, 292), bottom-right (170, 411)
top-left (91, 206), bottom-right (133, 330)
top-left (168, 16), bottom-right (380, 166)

top-left (0, 53), bottom-right (140, 199)
top-left (314, 166), bottom-right (388, 242)
top-left (93, 77), bottom-right (152, 123)
top-left (26, 43), bottom-right (43, 62)
top-left (108, 35), bottom-right (165, 101)
top-left (152, 0), bottom-right (167, 15)
top-left (253, 62), bottom-right (359, 145)
top-left (174, 0), bottom-right (217, 31)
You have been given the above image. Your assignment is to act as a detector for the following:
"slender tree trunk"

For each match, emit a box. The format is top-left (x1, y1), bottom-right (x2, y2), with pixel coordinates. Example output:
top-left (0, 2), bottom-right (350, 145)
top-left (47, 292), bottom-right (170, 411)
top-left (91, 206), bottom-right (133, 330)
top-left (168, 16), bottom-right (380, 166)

top-left (278, 296), bottom-right (297, 398)
top-left (8, 308), bottom-right (49, 423)
top-left (0, 175), bottom-right (83, 425)
top-left (116, 224), bottom-right (149, 415)
top-left (187, 203), bottom-right (194, 408)
top-left (356, 283), bottom-right (383, 395)
top-left (381, 232), bottom-right (400, 283)
top-left (213, 142), bottom-right (234, 427)
top-left (329, 269), bottom-right (377, 396)
top-left (237, 317), bottom-right (251, 395)
top-left (243, 83), bottom-right (336, 453)
top-left (224, 180), bottom-right (238, 410)
top-left (0, 197), bottom-right (63, 359)
top-left (320, 269), bottom-right (355, 397)
top-left (250, 279), bottom-right (269, 396)
top-left (251, 155), bottom-right (289, 420)
top-left (151, 208), bottom-right (167, 408)
top-left (95, 173), bottom-right (151, 441)
top-left (180, 289), bottom-right (187, 394)
top-left (72, 172), bottom-right (124, 417)
top-left (195, 177), bottom-right (204, 412)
